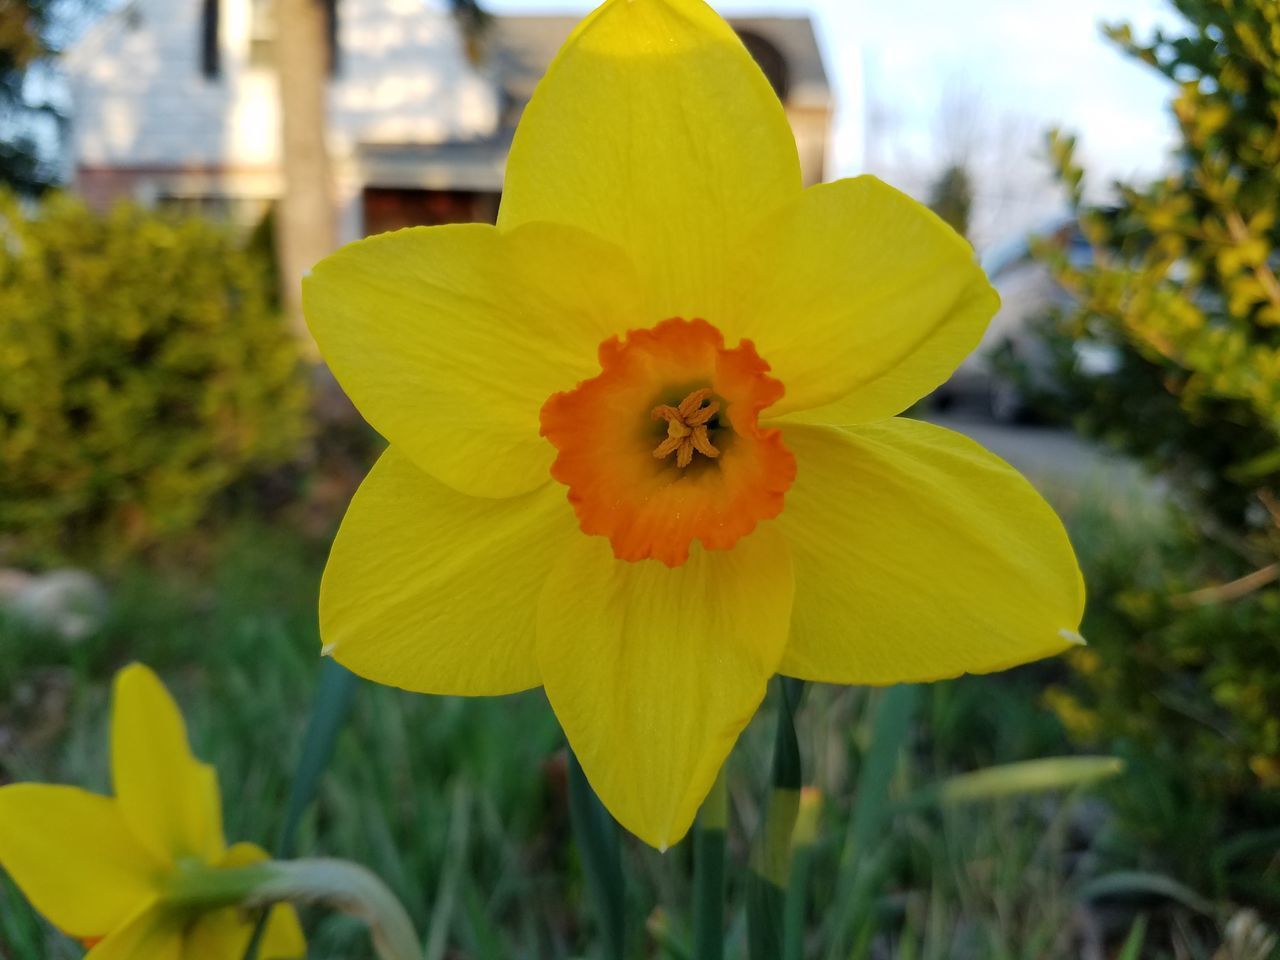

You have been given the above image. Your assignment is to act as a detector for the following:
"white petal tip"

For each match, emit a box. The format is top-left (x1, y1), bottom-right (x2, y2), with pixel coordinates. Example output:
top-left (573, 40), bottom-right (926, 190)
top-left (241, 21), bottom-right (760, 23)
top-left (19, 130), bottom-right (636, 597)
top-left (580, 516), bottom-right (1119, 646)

top-left (1059, 629), bottom-right (1087, 647)
top-left (321, 642), bottom-right (337, 657)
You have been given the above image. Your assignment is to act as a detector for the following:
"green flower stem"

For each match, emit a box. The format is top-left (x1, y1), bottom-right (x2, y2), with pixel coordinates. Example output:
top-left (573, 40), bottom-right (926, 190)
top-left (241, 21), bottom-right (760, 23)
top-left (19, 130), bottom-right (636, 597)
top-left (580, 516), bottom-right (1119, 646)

top-left (163, 861), bottom-right (278, 911)
top-left (567, 748), bottom-right (627, 960)
top-left (692, 768), bottom-right (727, 960)
top-left (783, 789), bottom-right (823, 960)
top-left (747, 678), bottom-right (805, 960)
top-left (782, 842), bottom-right (815, 960)
top-left (167, 858), bottom-right (421, 960)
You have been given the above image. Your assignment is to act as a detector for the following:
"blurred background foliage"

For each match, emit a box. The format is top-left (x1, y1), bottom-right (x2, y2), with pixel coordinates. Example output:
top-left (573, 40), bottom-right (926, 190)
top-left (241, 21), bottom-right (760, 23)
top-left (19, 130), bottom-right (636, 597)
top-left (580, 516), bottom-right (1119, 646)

top-left (0, 191), bottom-right (311, 566)
top-left (1009, 0), bottom-right (1280, 943)
top-left (1033, 0), bottom-right (1280, 535)
top-left (0, 0), bottom-right (98, 194)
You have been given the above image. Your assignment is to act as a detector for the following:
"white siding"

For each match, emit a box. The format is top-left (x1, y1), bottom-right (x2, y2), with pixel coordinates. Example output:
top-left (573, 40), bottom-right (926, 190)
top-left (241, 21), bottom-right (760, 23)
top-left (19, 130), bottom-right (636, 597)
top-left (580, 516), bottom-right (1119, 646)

top-left (333, 0), bottom-right (500, 148)
top-left (65, 0), bottom-right (501, 171)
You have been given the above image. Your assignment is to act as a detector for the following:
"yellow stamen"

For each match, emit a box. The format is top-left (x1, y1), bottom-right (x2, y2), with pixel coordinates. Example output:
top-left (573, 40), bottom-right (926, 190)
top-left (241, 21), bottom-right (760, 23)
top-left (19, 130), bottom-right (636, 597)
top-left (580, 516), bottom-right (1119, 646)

top-left (652, 388), bottom-right (721, 467)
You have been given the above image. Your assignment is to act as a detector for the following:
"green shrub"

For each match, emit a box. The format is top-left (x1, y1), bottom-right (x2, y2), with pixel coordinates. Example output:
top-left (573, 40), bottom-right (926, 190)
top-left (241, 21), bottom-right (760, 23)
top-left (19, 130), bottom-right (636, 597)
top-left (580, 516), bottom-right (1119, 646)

top-left (1020, 0), bottom-right (1280, 908)
top-left (1034, 0), bottom-right (1280, 535)
top-left (0, 191), bottom-right (310, 566)
top-left (1045, 489), bottom-right (1280, 912)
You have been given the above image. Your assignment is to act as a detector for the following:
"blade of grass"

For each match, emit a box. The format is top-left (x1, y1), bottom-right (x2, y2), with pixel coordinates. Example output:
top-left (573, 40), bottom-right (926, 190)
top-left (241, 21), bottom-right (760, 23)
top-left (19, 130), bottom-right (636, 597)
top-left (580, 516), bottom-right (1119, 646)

top-left (693, 768), bottom-right (728, 960)
top-left (423, 781), bottom-right (474, 960)
top-left (244, 658), bottom-right (359, 960)
top-left (903, 756), bottom-right (1124, 808)
top-left (279, 658), bottom-right (360, 858)
top-left (747, 678), bottom-right (805, 960)
top-left (647, 908), bottom-right (693, 960)
top-left (1116, 914), bottom-right (1148, 960)
top-left (567, 747), bottom-right (626, 960)
top-left (0, 876), bottom-right (51, 959)
top-left (825, 684), bottom-right (918, 960)
top-left (460, 876), bottom-right (507, 960)
top-left (783, 788), bottom-right (822, 960)
top-left (1076, 871), bottom-right (1216, 916)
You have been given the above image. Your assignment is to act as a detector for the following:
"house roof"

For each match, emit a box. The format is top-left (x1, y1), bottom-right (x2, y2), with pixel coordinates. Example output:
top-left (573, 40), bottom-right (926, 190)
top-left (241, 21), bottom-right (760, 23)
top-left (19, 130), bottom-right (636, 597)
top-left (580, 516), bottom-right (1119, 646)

top-left (356, 10), bottom-right (832, 190)
top-left (489, 13), bottom-right (832, 111)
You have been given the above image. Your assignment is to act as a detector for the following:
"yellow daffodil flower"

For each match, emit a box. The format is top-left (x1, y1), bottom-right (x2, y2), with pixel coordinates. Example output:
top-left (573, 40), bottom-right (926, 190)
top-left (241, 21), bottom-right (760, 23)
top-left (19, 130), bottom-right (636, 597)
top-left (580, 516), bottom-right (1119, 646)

top-left (0, 664), bottom-right (304, 958)
top-left (304, 0), bottom-right (1085, 849)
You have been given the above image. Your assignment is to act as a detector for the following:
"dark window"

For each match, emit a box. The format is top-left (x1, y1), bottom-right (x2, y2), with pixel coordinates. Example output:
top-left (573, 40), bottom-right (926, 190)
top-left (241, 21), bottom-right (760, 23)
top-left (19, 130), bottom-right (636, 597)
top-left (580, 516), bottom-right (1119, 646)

top-left (248, 0), bottom-right (339, 77)
top-left (362, 188), bottom-right (500, 235)
top-left (736, 30), bottom-right (790, 102)
top-left (200, 0), bottom-right (220, 79)
top-left (325, 0), bottom-right (339, 75)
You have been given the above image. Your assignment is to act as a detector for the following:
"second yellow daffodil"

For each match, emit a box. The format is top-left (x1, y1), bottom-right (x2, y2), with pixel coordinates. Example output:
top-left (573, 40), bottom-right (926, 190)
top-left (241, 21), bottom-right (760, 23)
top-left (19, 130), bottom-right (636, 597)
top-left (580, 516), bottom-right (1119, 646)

top-left (0, 664), bottom-right (304, 959)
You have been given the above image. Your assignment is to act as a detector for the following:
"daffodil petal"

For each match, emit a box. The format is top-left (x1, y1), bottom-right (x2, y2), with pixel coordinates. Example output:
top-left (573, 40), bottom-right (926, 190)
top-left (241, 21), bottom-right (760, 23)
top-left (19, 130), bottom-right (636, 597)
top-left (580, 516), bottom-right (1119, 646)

top-left (536, 525), bottom-right (794, 849)
top-left (498, 0), bottom-right (801, 320)
top-left (259, 903), bottom-right (308, 959)
top-left (776, 420), bottom-right (1084, 683)
top-left (304, 221), bottom-right (647, 499)
top-left (217, 840), bottom-right (271, 868)
top-left (186, 904), bottom-right (305, 960)
top-left (0, 785), bottom-right (159, 939)
top-left (85, 902), bottom-right (181, 960)
top-left (185, 909), bottom-right (254, 960)
top-left (322, 447), bottom-right (577, 694)
top-left (182, 843), bottom-right (307, 960)
top-left (724, 177), bottom-right (997, 421)
top-left (111, 663), bottom-right (226, 865)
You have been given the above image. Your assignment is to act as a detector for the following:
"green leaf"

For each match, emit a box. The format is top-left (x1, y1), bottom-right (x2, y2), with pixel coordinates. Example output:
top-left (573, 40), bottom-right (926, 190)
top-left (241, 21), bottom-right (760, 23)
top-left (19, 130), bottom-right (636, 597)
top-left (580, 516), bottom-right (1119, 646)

top-left (772, 678), bottom-right (805, 791)
top-left (783, 844), bottom-right (816, 960)
top-left (825, 684), bottom-right (918, 960)
top-left (848, 686), bottom-right (917, 873)
top-left (567, 748), bottom-right (626, 960)
top-left (1116, 914), bottom-right (1148, 960)
top-left (245, 658), bottom-right (359, 960)
top-left (746, 873), bottom-right (787, 960)
top-left (909, 755), bottom-right (1123, 807)
top-left (748, 679), bottom-right (806, 960)
top-left (1076, 871), bottom-right (1216, 916)
top-left (424, 782), bottom-right (474, 960)
top-left (278, 659), bottom-right (360, 858)
top-left (692, 770), bottom-right (727, 960)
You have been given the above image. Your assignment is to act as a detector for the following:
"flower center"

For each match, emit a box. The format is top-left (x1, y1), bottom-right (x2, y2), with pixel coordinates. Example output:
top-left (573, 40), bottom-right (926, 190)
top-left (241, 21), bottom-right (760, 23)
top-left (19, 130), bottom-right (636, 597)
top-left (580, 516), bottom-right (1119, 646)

top-left (540, 318), bottom-right (796, 567)
top-left (651, 388), bottom-right (721, 468)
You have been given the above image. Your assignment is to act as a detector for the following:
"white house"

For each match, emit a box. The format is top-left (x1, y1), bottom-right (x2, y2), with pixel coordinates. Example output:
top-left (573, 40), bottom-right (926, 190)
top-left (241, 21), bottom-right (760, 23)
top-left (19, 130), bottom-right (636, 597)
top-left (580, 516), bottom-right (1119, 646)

top-left (64, 0), bottom-right (834, 243)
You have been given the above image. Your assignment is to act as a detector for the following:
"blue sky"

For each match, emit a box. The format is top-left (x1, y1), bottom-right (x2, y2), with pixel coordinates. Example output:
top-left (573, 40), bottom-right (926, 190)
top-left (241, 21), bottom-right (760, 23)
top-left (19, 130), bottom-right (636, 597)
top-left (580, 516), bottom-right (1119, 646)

top-left (482, 0), bottom-right (1183, 243)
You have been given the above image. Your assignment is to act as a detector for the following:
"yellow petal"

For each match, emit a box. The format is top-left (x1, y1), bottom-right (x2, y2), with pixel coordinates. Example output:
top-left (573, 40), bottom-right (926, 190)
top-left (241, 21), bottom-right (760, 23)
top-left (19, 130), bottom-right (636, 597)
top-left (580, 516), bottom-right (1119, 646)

top-left (186, 904), bottom-right (304, 960)
top-left (777, 420), bottom-right (1085, 683)
top-left (0, 785), bottom-right (160, 939)
top-left (259, 903), bottom-right (308, 959)
top-left (498, 0), bottom-right (801, 321)
top-left (217, 840), bottom-right (271, 867)
top-left (304, 221), bottom-right (647, 498)
top-left (725, 177), bottom-right (997, 421)
top-left (322, 447), bottom-right (577, 694)
top-left (537, 525), bottom-right (794, 849)
top-left (85, 903), bottom-right (182, 960)
top-left (182, 843), bottom-right (305, 960)
top-left (111, 663), bottom-right (226, 865)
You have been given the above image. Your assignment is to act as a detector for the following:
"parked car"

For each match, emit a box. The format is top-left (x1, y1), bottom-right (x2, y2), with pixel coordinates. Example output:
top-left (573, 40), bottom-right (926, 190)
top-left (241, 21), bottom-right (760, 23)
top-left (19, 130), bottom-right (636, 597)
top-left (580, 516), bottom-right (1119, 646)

top-left (934, 218), bottom-right (1119, 421)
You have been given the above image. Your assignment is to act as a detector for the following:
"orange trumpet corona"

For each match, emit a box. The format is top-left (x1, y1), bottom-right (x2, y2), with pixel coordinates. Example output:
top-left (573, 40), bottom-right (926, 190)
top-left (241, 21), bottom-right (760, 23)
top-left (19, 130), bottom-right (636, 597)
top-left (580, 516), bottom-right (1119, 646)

top-left (540, 318), bottom-right (796, 567)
